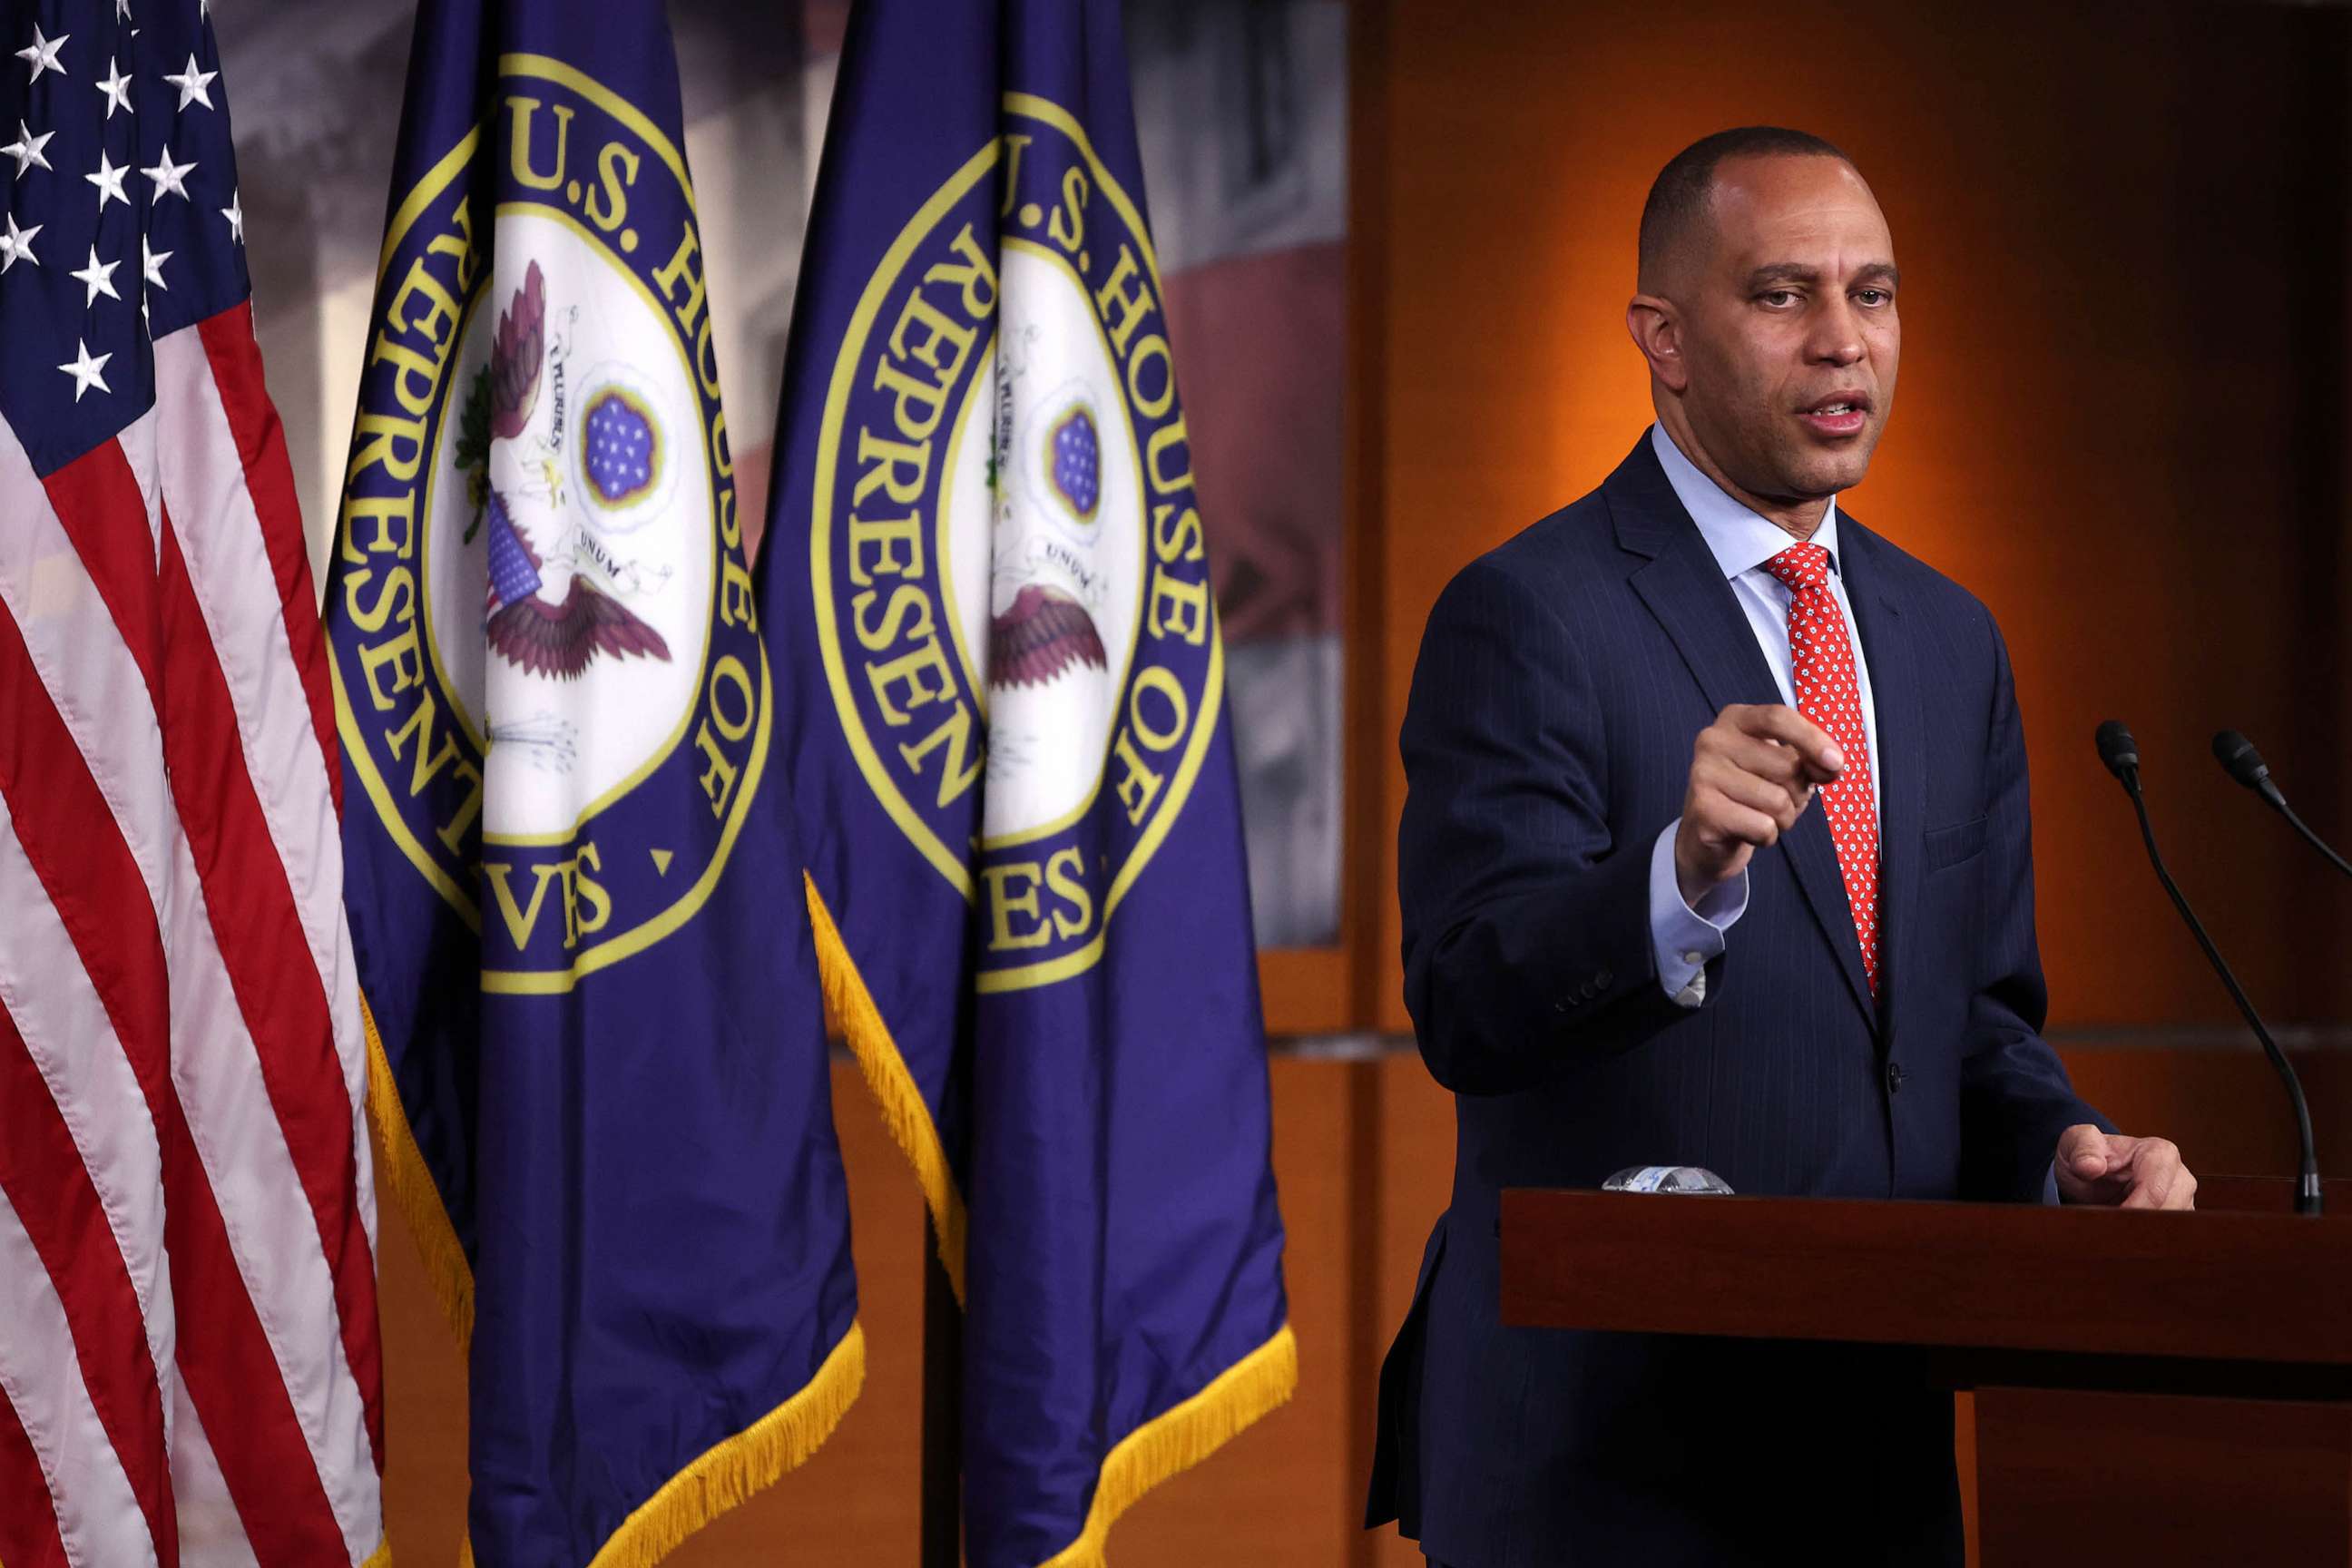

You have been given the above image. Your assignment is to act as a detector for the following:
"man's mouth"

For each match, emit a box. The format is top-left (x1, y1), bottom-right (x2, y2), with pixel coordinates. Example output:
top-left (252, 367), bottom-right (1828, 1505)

top-left (1798, 395), bottom-right (1870, 436)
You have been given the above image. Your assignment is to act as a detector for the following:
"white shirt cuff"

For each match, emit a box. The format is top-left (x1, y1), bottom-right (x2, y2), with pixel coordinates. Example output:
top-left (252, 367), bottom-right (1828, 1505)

top-left (1649, 818), bottom-right (1748, 1007)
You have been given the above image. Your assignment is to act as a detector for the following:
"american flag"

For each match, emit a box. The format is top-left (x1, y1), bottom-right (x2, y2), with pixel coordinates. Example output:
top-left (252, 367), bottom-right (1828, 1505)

top-left (0, 0), bottom-right (386, 1563)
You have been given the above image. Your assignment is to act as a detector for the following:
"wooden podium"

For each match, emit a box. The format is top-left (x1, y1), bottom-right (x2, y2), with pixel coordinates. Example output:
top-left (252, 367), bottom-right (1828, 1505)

top-left (1499, 1177), bottom-right (2352, 1565)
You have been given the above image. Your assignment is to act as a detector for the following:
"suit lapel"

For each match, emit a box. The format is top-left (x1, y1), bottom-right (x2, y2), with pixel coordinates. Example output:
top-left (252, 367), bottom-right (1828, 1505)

top-left (1839, 521), bottom-right (1925, 1037)
top-left (1623, 520), bottom-right (1783, 718)
top-left (1608, 439), bottom-right (1877, 1029)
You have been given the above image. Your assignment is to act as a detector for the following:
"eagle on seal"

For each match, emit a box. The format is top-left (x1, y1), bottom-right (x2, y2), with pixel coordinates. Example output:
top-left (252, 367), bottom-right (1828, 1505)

top-left (988, 584), bottom-right (1107, 690)
top-left (478, 261), bottom-right (671, 681)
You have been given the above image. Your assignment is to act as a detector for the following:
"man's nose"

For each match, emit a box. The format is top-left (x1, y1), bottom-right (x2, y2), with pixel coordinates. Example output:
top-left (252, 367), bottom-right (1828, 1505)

top-left (1808, 299), bottom-right (1867, 366)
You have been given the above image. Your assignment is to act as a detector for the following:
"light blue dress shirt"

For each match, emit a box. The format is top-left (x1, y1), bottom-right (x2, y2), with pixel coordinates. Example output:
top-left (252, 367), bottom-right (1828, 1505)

top-left (1644, 422), bottom-right (1883, 1006)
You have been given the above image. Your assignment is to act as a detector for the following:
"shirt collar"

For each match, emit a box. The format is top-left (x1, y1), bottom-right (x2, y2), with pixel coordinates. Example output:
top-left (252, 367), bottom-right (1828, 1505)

top-left (1648, 422), bottom-right (1842, 583)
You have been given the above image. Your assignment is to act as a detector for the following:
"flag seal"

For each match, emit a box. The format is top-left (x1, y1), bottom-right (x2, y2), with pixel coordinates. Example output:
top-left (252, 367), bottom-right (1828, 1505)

top-left (810, 93), bottom-right (1222, 994)
top-left (334, 54), bottom-right (768, 995)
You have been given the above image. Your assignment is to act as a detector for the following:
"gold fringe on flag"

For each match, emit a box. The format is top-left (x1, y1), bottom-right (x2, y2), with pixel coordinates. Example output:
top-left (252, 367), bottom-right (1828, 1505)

top-left (803, 871), bottom-right (968, 1300)
top-left (581, 1321), bottom-right (867, 1568)
top-left (363, 989), bottom-right (867, 1568)
top-left (1036, 1323), bottom-right (1300, 1568)
top-left (358, 989), bottom-right (475, 1345)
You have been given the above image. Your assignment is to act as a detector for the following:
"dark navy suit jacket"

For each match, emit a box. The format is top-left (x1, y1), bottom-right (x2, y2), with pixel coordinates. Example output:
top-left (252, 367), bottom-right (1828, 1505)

top-left (1366, 436), bottom-right (2108, 1567)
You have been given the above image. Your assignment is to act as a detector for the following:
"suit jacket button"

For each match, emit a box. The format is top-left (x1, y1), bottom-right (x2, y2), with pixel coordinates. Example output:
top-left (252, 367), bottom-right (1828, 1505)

top-left (1594, 968), bottom-right (1613, 990)
top-left (1886, 1063), bottom-right (1907, 1095)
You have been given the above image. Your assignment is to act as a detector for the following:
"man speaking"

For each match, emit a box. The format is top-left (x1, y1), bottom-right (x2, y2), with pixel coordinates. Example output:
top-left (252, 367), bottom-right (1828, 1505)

top-left (1366, 128), bottom-right (2198, 1566)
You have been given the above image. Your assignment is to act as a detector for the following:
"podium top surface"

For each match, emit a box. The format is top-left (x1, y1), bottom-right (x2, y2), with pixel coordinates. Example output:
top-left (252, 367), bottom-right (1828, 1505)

top-left (1499, 1181), bottom-right (2352, 1372)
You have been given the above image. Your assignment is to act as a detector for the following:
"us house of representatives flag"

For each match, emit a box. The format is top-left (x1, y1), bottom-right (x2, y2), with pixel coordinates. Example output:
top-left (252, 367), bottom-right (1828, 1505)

top-left (759, 1), bottom-right (1295, 1562)
top-left (327, 0), bottom-right (862, 1559)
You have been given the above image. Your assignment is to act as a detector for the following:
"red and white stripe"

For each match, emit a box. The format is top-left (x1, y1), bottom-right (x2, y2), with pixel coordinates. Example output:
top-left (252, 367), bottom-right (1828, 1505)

top-left (0, 299), bottom-right (386, 1565)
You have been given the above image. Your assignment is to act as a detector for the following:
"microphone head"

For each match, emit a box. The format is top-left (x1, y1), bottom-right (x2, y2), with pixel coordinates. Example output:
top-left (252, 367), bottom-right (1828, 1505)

top-left (2094, 720), bottom-right (2140, 781)
top-left (2212, 730), bottom-right (2272, 790)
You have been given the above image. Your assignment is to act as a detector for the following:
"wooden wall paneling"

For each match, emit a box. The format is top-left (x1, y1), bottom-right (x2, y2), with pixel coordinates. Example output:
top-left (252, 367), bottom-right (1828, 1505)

top-left (378, 1061), bottom-right (1368, 1563)
top-left (375, 1054), bottom-right (2350, 1557)
top-left (2322, 13), bottom-right (2352, 1056)
top-left (1110, 1057), bottom-right (1358, 1565)
top-left (1261, 947), bottom-right (1354, 1036)
top-left (1337, 9), bottom-right (1400, 1563)
top-left (2057, 1046), bottom-right (2352, 1179)
top-left (2283, 5), bottom-right (2352, 1011)
top-left (1342, 0), bottom-right (1397, 1040)
top-left (375, 1146), bottom-right (469, 1563)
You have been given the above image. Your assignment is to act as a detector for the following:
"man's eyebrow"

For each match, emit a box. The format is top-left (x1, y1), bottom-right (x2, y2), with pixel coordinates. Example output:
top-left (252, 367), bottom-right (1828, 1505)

top-left (1740, 260), bottom-right (1901, 290)
top-left (1743, 263), bottom-right (1819, 289)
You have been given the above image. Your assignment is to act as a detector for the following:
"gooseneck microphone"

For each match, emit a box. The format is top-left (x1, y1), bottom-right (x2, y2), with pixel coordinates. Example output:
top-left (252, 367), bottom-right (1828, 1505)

top-left (2211, 729), bottom-right (2352, 881)
top-left (2096, 720), bottom-right (2322, 1214)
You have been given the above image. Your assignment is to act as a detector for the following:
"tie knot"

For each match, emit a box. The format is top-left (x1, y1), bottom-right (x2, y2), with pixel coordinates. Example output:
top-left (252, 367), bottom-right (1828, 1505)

top-left (1766, 542), bottom-right (1831, 591)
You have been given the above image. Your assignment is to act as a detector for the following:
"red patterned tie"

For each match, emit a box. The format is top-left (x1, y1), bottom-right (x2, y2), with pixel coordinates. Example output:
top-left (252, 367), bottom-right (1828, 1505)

top-left (1764, 543), bottom-right (1880, 994)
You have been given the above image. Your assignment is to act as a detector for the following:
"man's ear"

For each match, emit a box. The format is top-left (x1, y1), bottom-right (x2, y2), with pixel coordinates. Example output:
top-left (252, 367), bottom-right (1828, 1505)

top-left (1627, 294), bottom-right (1689, 394)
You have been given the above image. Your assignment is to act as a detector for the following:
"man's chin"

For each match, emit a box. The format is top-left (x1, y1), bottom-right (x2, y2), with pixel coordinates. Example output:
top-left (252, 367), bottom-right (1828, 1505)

top-left (1782, 446), bottom-right (1877, 499)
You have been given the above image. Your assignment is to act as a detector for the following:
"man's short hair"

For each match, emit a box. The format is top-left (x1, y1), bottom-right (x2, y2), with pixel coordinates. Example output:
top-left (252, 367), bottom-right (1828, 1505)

top-left (1638, 127), bottom-right (1852, 289)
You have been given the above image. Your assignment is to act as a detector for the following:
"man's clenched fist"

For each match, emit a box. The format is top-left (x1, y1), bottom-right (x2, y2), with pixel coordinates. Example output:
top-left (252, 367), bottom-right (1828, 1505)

top-left (1674, 704), bottom-right (1847, 907)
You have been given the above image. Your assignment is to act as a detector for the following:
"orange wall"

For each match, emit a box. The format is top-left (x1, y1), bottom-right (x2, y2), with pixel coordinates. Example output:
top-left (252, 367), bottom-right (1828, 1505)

top-left (1353, 0), bottom-right (2352, 1039)
top-left (377, 2), bottom-right (2352, 1561)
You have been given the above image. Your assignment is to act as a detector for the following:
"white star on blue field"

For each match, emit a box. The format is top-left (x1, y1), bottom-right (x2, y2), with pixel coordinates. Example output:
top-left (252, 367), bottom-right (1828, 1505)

top-left (584, 391), bottom-right (655, 502)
